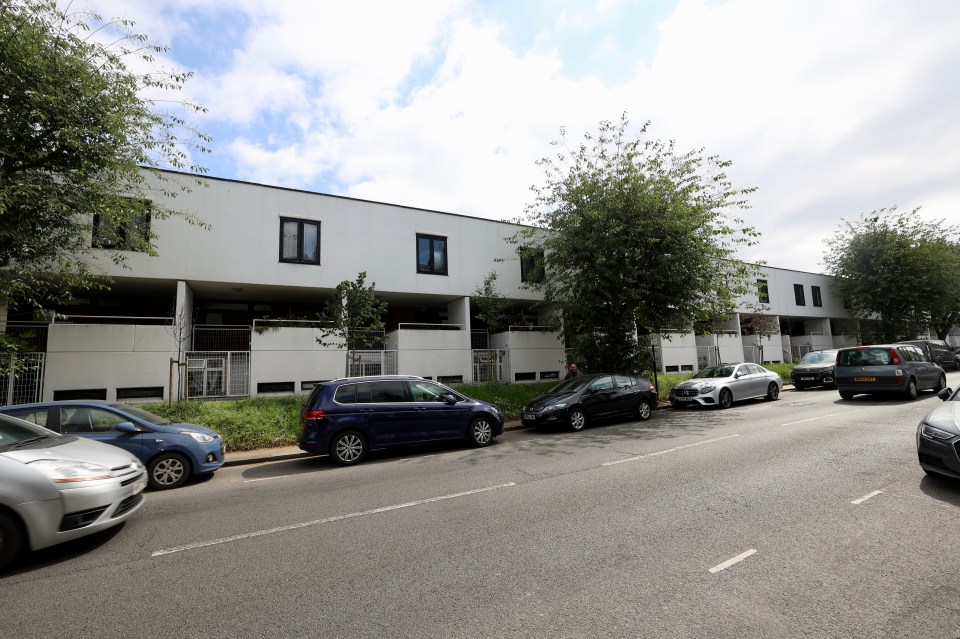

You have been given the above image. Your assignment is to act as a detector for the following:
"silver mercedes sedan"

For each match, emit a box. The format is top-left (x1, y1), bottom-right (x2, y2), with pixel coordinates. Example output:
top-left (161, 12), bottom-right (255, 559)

top-left (669, 363), bottom-right (783, 409)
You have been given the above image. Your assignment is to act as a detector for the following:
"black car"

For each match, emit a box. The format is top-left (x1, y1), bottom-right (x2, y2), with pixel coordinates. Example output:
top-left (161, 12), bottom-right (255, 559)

top-left (916, 386), bottom-right (960, 479)
top-left (521, 373), bottom-right (658, 431)
top-left (298, 375), bottom-right (504, 465)
top-left (791, 349), bottom-right (839, 390)
top-left (897, 339), bottom-right (958, 371)
top-left (835, 344), bottom-right (946, 400)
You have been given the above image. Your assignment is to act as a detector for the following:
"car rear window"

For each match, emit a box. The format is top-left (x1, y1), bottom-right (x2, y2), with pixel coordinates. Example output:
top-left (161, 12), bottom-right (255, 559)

top-left (838, 348), bottom-right (894, 366)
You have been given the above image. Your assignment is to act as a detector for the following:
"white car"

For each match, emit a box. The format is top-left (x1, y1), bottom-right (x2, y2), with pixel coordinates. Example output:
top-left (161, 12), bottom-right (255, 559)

top-left (0, 413), bottom-right (147, 571)
top-left (669, 363), bottom-right (783, 409)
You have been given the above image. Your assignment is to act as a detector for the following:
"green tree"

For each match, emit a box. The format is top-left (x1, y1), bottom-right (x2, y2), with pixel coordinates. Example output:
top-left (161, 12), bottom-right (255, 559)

top-left (317, 272), bottom-right (388, 376)
top-left (823, 207), bottom-right (960, 341)
top-left (0, 0), bottom-right (209, 313)
top-left (512, 114), bottom-right (761, 373)
top-left (472, 271), bottom-right (519, 334)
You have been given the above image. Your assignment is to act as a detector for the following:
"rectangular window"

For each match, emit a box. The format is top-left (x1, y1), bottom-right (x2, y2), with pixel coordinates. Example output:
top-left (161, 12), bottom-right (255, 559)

top-left (279, 217), bottom-right (320, 265)
top-left (417, 234), bottom-right (447, 275)
top-left (757, 279), bottom-right (770, 304)
top-left (794, 284), bottom-right (806, 306)
top-left (812, 285), bottom-right (822, 307)
top-left (519, 247), bottom-right (545, 283)
top-left (92, 201), bottom-right (151, 251)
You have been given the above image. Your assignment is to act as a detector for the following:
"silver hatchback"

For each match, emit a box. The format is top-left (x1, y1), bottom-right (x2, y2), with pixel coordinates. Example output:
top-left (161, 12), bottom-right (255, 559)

top-left (0, 413), bottom-right (147, 572)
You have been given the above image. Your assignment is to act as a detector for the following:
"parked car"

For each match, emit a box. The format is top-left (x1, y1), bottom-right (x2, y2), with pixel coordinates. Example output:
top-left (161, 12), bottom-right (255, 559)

top-left (834, 344), bottom-right (946, 400)
top-left (521, 373), bottom-right (658, 431)
top-left (0, 412), bottom-right (147, 572)
top-left (298, 375), bottom-right (504, 465)
top-left (791, 350), bottom-right (839, 390)
top-left (669, 363), bottom-right (782, 409)
top-left (0, 401), bottom-right (225, 490)
top-left (897, 339), bottom-right (959, 371)
top-left (916, 386), bottom-right (960, 479)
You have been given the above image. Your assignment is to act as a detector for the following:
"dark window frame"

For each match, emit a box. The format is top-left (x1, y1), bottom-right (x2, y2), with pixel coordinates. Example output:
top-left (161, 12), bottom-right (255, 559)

top-left (757, 279), bottom-right (770, 304)
top-left (793, 284), bottom-right (806, 306)
top-left (519, 247), bottom-right (545, 283)
top-left (812, 285), bottom-right (822, 307)
top-left (279, 217), bottom-right (321, 265)
top-left (92, 203), bottom-right (151, 251)
top-left (416, 234), bottom-right (448, 275)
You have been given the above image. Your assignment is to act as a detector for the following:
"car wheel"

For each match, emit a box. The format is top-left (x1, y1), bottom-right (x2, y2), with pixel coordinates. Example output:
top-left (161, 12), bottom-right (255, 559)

top-left (468, 417), bottom-right (494, 447)
top-left (568, 408), bottom-right (587, 432)
top-left (904, 378), bottom-right (918, 401)
top-left (934, 373), bottom-right (947, 393)
top-left (0, 510), bottom-right (24, 572)
top-left (148, 452), bottom-right (191, 490)
top-left (637, 399), bottom-right (653, 421)
top-left (718, 388), bottom-right (733, 409)
top-left (839, 391), bottom-right (854, 400)
top-left (765, 383), bottom-right (780, 401)
top-left (330, 430), bottom-right (367, 465)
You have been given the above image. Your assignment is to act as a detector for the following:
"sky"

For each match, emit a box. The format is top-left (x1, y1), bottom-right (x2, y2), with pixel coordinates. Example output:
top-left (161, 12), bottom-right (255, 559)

top-left (77, 0), bottom-right (960, 274)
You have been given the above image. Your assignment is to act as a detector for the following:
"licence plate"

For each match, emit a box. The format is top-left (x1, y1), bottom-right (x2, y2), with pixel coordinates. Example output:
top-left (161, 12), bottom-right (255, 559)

top-left (523, 412), bottom-right (536, 420)
top-left (800, 377), bottom-right (814, 381)
top-left (676, 396), bottom-right (692, 402)
top-left (853, 376), bottom-right (877, 382)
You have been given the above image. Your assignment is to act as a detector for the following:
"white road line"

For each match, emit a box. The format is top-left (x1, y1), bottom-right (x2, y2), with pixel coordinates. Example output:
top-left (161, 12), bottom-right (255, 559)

top-left (242, 476), bottom-right (291, 483)
top-left (151, 482), bottom-right (516, 557)
top-left (778, 412), bottom-right (852, 427)
top-left (601, 434), bottom-right (741, 467)
top-left (851, 490), bottom-right (883, 505)
top-left (709, 549), bottom-right (757, 574)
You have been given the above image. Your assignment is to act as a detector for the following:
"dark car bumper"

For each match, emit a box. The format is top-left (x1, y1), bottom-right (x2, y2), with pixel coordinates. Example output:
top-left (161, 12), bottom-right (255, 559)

top-left (917, 429), bottom-right (960, 479)
top-left (791, 369), bottom-right (835, 388)
top-left (521, 407), bottom-right (569, 427)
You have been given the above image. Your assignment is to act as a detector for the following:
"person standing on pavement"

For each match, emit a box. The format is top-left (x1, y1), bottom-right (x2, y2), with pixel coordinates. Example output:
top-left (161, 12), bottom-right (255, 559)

top-left (565, 363), bottom-right (580, 379)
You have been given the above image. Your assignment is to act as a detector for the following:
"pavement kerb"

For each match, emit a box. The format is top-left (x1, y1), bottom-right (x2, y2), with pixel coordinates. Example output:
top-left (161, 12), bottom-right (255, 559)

top-left (223, 383), bottom-right (797, 468)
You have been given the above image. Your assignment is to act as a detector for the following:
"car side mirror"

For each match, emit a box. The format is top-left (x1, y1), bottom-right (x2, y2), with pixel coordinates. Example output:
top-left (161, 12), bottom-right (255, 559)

top-left (443, 393), bottom-right (459, 405)
top-left (938, 388), bottom-right (952, 401)
top-left (114, 421), bottom-right (138, 432)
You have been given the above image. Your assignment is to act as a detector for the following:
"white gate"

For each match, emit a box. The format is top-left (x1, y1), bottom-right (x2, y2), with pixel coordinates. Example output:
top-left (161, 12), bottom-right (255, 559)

top-left (348, 350), bottom-right (398, 377)
top-left (185, 351), bottom-right (250, 398)
top-left (472, 349), bottom-right (507, 382)
top-left (0, 353), bottom-right (45, 406)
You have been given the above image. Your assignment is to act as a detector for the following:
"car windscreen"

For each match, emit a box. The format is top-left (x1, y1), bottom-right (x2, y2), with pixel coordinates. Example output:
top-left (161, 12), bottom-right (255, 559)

top-left (110, 403), bottom-right (172, 425)
top-left (693, 365), bottom-right (735, 379)
top-left (800, 352), bottom-right (836, 365)
top-left (547, 377), bottom-right (592, 394)
top-left (0, 413), bottom-right (61, 449)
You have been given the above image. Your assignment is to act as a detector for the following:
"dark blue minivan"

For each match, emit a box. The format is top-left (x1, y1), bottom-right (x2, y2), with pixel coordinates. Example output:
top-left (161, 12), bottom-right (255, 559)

top-left (298, 375), bottom-right (504, 465)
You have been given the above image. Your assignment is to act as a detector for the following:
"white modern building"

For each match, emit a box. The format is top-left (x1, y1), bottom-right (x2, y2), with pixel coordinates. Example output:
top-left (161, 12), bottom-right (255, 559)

top-left (0, 170), bottom-right (880, 405)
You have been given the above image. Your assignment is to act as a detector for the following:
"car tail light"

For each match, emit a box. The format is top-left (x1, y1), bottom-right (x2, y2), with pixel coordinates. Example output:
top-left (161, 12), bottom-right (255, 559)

top-left (302, 409), bottom-right (326, 420)
top-left (890, 349), bottom-right (901, 365)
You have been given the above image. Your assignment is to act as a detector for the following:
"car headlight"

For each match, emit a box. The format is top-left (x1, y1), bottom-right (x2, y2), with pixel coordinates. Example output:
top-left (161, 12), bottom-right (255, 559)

top-left (185, 431), bottom-right (215, 443)
top-left (920, 423), bottom-right (955, 441)
top-left (699, 385), bottom-right (716, 394)
top-left (28, 459), bottom-right (113, 483)
top-left (547, 402), bottom-right (567, 410)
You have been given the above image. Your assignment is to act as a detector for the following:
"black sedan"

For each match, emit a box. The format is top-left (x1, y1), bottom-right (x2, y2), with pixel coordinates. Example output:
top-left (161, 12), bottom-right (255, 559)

top-left (521, 373), bottom-right (658, 431)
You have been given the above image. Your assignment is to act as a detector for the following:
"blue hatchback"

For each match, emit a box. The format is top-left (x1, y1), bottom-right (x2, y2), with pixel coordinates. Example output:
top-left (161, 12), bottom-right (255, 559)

top-left (0, 401), bottom-right (225, 490)
top-left (299, 375), bottom-right (504, 465)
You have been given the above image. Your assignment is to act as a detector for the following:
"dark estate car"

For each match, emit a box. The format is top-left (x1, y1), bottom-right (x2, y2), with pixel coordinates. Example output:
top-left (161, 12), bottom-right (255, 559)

top-left (791, 350), bottom-right (839, 390)
top-left (0, 401), bottom-right (225, 490)
top-left (834, 344), bottom-right (946, 400)
top-left (917, 386), bottom-right (960, 479)
top-left (520, 373), bottom-right (659, 431)
top-left (298, 375), bottom-right (504, 465)
top-left (897, 339), bottom-right (959, 371)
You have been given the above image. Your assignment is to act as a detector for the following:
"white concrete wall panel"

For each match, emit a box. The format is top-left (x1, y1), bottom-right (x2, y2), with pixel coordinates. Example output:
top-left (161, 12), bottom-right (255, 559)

top-left (43, 351), bottom-right (172, 401)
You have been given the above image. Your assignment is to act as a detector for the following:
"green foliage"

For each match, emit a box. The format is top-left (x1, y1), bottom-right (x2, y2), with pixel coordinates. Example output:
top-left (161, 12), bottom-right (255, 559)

top-left (316, 272), bottom-right (388, 349)
top-left (512, 114), bottom-right (761, 373)
top-left (450, 381), bottom-right (555, 418)
top-left (0, 0), bottom-right (210, 313)
top-left (824, 207), bottom-right (960, 341)
top-left (471, 271), bottom-right (520, 332)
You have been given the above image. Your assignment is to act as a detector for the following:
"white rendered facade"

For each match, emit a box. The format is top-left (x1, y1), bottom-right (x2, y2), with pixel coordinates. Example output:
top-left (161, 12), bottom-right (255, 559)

top-left (1, 171), bottom-right (861, 404)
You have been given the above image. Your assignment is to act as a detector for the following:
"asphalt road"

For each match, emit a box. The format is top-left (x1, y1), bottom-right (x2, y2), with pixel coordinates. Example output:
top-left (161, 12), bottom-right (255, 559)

top-left (5, 377), bottom-right (960, 638)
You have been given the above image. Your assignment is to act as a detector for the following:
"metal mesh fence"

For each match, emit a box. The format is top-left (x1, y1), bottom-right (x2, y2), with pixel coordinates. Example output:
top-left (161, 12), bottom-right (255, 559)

top-left (192, 326), bottom-right (251, 351)
top-left (472, 349), bottom-right (507, 382)
top-left (0, 353), bottom-right (45, 406)
top-left (184, 351), bottom-right (250, 398)
top-left (347, 350), bottom-right (398, 377)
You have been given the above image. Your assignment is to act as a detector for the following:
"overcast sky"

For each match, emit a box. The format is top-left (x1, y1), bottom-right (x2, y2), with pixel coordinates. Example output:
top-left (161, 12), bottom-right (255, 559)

top-left (82, 0), bottom-right (960, 274)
